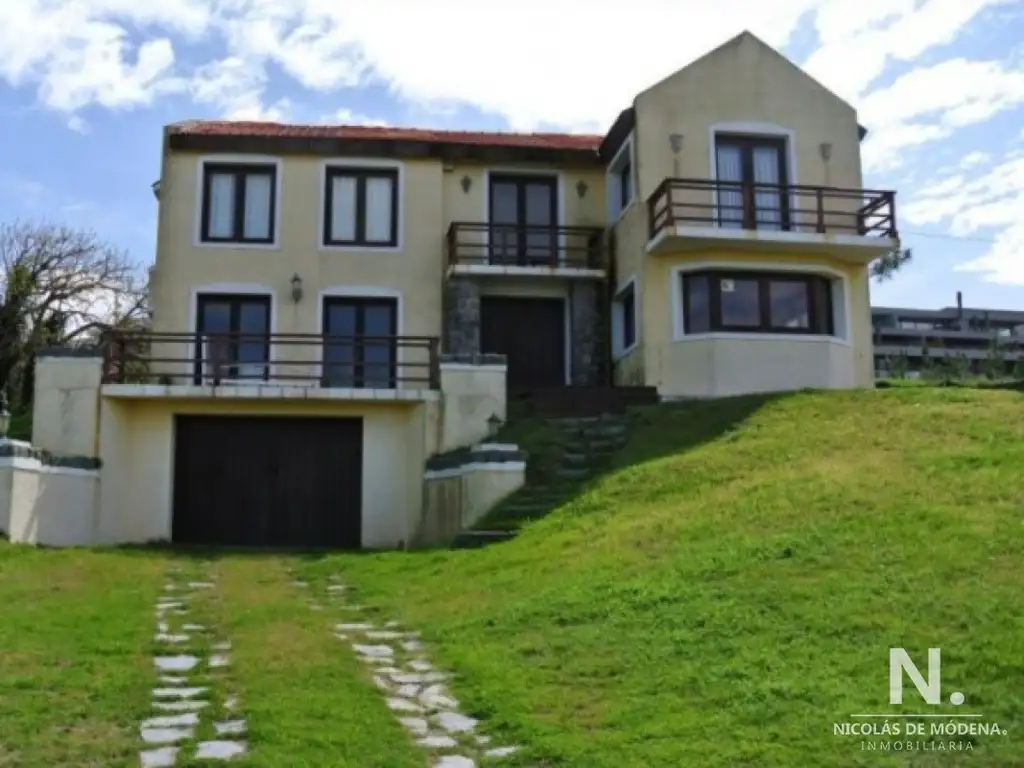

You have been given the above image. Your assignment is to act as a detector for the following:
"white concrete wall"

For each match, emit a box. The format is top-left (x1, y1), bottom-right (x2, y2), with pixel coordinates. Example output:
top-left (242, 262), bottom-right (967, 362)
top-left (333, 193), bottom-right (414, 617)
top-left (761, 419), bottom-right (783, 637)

top-left (437, 363), bottom-right (508, 454)
top-left (32, 355), bottom-right (103, 458)
top-left (1, 458), bottom-right (101, 546)
top-left (417, 458), bottom-right (525, 546)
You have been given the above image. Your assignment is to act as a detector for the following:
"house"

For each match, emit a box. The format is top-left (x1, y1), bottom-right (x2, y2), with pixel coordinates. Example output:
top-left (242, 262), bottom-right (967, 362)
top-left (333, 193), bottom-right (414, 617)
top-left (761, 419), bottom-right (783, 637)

top-left (6, 31), bottom-right (897, 550)
top-left (873, 292), bottom-right (1024, 377)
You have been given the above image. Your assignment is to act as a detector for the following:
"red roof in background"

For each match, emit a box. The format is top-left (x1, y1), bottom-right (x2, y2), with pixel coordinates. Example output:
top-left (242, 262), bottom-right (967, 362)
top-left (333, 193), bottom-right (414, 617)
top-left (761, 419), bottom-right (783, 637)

top-left (170, 121), bottom-right (604, 152)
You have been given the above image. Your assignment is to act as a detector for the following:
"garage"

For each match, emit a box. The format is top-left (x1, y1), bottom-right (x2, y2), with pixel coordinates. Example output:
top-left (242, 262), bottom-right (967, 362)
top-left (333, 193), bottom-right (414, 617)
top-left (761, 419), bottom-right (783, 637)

top-left (172, 416), bottom-right (363, 548)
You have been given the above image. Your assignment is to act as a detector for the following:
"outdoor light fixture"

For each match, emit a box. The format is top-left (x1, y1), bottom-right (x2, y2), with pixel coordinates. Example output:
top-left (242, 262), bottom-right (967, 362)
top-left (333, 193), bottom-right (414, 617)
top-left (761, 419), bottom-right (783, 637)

top-left (576, 180), bottom-right (589, 199)
top-left (0, 398), bottom-right (10, 441)
top-left (486, 413), bottom-right (504, 440)
top-left (290, 273), bottom-right (304, 303)
top-left (460, 175), bottom-right (473, 193)
top-left (669, 133), bottom-right (684, 153)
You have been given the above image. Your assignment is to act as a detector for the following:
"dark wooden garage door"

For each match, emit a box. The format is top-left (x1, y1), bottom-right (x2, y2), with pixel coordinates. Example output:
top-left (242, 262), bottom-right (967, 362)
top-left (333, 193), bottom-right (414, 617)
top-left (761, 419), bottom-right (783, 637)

top-left (481, 296), bottom-right (566, 391)
top-left (173, 416), bottom-right (362, 549)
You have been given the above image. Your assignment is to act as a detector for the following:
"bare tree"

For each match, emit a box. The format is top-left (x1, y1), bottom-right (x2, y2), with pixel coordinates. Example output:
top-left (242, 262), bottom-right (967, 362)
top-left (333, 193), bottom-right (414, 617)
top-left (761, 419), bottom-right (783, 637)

top-left (0, 221), bottom-right (148, 405)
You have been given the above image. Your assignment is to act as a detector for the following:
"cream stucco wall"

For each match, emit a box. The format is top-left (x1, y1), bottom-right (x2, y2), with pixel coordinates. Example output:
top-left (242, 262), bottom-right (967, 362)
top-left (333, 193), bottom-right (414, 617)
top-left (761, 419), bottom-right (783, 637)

top-left (633, 33), bottom-right (863, 208)
top-left (151, 150), bottom-right (609, 358)
top-left (606, 34), bottom-right (876, 398)
top-left (97, 398), bottom-right (425, 548)
top-left (638, 250), bottom-right (873, 397)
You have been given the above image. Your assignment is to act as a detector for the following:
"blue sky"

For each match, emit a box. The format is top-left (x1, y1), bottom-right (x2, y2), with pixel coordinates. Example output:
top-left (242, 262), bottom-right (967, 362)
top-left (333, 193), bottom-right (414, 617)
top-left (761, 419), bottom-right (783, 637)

top-left (1, 0), bottom-right (1022, 311)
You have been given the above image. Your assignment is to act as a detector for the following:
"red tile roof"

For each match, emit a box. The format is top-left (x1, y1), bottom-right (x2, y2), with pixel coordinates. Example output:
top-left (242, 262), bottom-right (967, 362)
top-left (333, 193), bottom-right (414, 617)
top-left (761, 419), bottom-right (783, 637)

top-left (169, 120), bottom-right (604, 152)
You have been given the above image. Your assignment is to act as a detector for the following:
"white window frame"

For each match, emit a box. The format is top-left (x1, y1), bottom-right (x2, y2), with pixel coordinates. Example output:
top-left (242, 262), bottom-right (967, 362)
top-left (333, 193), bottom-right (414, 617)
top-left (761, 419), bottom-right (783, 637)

top-left (193, 156), bottom-right (283, 250)
top-left (670, 261), bottom-right (851, 345)
top-left (318, 158), bottom-right (405, 253)
top-left (607, 132), bottom-right (636, 223)
top-left (612, 275), bottom-right (639, 360)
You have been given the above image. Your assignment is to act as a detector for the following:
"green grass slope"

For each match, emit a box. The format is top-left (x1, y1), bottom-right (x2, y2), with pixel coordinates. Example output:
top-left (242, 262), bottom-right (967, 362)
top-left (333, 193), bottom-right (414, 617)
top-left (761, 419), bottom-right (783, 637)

top-left (307, 387), bottom-right (1024, 767)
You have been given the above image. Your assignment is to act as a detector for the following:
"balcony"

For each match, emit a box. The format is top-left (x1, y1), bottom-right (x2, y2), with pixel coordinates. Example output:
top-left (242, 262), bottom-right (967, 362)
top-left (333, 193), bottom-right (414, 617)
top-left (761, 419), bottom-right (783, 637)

top-left (446, 222), bottom-right (606, 279)
top-left (646, 178), bottom-right (898, 261)
top-left (100, 331), bottom-right (440, 402)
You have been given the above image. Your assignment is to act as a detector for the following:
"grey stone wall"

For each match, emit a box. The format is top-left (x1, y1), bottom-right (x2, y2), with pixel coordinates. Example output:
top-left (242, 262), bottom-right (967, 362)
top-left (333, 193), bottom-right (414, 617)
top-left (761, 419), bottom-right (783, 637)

top-left (570, 281), bottom-right (605, 386)
top-left (444, 278), bottom-right (481, 356)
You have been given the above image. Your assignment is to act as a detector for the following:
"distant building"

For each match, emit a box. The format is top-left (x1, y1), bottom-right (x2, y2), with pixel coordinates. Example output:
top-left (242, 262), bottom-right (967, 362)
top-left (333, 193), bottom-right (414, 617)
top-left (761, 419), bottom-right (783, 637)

top-left (873, 292), bottom-right (1024, 377)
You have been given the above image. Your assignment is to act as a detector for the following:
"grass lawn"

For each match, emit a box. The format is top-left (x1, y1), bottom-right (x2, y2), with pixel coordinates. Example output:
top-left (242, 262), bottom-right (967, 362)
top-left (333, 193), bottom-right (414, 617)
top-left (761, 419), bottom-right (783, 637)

top-left (298, 386), bottom-right (1024, 766)
top-left (0, 547), bottom-right (166, 767)
top-left (1, 386), bottom-right (1022, 766)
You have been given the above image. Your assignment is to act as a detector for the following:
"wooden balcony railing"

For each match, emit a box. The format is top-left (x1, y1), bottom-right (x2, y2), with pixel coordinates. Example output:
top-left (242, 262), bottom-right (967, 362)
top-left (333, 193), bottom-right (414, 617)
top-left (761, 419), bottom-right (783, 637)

top-left (647, 178), bottom-right (897, 241)
top-left (101, 331), bottom-right (440, 389)
top-left (446, 222), bottom-right (606, 270)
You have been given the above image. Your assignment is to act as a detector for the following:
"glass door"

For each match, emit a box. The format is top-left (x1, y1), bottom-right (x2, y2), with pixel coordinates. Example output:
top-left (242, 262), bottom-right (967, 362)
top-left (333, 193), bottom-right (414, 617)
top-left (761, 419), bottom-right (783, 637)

top-left (715, 135), bottom-right (789, 231)
top-left (322, 297), bottom-right (397, 388)
top-left (195, 294), bottom-right (271, 383)
top-left (488, 174), bottom-right (558, 265)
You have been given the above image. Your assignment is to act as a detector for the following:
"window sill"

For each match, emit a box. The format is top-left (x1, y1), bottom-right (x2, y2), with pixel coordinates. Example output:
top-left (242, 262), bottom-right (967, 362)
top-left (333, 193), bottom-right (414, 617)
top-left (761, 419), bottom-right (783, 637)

top-left (196, 240), bottom-right (280, 251)
top-left (612, 340), bottom-right (640, 362)
top-left (673, 332), bottom-right (850, 346)
top-left (319, 243), bottom-right (404, 253)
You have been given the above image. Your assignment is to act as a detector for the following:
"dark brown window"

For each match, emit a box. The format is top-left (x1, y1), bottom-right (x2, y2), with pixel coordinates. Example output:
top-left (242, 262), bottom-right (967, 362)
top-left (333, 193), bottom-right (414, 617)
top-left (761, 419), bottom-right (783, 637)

top-left (201, 164), bottom-right (277, 244)
top-left (619, 160), bottom-right (633, 211)
top-left (322, 296), bottom-right (398, 388)
top-left (682, 271), bottom-right (833, 335)
top-left (195, 293), bottom-right (271, 381)
top-left (324, 167), bottom-right (399, 247)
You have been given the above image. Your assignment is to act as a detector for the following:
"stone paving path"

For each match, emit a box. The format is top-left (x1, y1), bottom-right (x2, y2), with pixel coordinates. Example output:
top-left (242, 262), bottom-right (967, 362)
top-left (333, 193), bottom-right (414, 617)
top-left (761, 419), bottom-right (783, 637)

top-left (140, 566), bottom-right (247, 766)
top-left (296, 574), bottom-right (525, 768)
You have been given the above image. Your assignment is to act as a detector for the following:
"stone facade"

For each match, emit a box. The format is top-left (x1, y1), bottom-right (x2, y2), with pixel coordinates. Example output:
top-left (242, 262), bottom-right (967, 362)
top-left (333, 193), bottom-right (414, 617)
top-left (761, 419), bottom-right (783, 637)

top-left (569, 281), bottom-right (605, 386)
top-left (444, 278), bottom-right (481, 357)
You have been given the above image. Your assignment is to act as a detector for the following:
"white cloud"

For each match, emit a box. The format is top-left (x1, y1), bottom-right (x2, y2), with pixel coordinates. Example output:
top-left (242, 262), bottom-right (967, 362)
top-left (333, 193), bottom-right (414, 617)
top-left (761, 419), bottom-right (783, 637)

top-left (860, 58), bottom-right (1024, 171)
top-left (188, 56), bottom-right (290, 119)
top-left (960, 151), bottom-right (992, 169)
top-left (322, 108), bottom-right (389, 127)
top-left (0, 0), bottom-right (1013, 133)
top-left (0, 0), bottom-right (1020, 288)
top-left (805, 0), bottom-right (1009, 102)
top-left (904, 150), bottom-right (1024, 284)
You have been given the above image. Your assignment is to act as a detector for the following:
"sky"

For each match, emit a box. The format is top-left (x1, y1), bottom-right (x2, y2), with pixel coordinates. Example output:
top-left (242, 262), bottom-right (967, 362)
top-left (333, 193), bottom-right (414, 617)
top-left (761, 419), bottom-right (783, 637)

top-left (1, 0), bottom-right (1023, 311)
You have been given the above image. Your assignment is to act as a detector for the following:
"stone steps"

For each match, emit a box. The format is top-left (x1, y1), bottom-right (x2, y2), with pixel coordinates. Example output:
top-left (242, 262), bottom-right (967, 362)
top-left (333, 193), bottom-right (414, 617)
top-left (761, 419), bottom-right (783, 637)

top-left (451, 530), bottom-right (518, 549)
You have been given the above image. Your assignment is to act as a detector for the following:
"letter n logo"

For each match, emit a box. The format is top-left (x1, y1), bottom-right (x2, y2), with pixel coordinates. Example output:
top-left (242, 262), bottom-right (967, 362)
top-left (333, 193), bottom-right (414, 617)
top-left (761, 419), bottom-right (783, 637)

top-left (890, 648), bottom-right (941, 705)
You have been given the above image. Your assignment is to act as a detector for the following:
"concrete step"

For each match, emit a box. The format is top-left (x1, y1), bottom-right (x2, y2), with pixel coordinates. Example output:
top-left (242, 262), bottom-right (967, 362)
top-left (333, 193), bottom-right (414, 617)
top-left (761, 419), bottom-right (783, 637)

top-left (555, 467), bottom-right (591, 481)
top-left (564, 436), bottom-right (628, 453)
top-left (561, 452), bottom-right (590, 466)
top-left (451, 530), bottom-right (518, 549)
